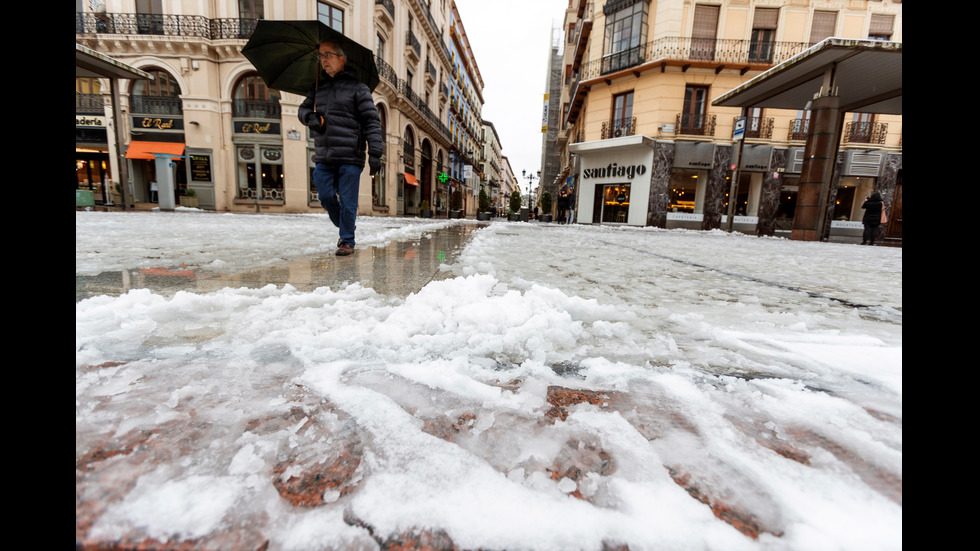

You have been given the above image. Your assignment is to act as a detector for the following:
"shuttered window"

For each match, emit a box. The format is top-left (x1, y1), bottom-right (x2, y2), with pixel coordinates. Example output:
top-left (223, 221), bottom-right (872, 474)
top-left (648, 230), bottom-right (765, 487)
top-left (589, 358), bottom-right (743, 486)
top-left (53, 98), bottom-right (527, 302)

top-left (868, 13), bottom-right (894, 40)
top-left (692, 5), bottom-right (719, 39)
top-left (809, 11), bottom-right (837, 45)
top-left (753, 8), bottom-right (778, 30)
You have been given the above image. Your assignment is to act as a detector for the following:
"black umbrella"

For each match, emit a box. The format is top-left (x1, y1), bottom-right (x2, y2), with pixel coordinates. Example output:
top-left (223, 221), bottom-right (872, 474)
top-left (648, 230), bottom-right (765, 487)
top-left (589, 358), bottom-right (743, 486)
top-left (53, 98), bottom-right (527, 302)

top-left (241, 19), bottom-right (379, 96)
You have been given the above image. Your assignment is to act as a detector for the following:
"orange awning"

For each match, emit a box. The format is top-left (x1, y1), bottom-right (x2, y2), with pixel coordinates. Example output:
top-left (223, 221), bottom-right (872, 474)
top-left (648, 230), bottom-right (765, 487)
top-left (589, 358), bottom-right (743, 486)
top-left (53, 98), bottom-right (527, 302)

top-left (125, 141), bottom-right (185, 160)
top-left (403, 173), bottom-right (418, 186)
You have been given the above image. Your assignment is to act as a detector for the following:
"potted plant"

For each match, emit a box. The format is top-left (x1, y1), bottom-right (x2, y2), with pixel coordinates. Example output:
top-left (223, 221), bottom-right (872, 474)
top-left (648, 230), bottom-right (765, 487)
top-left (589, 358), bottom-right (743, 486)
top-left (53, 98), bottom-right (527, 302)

top-left (450, 190), bottom-right (464, 219)
top-left (477, 187), bottom-right (492, 221)
top-left (420, 199), bottom-right (433, 218)
top-left (180, 188), bottom-right (199, 208)
top-left (507, 189), bottom-right (522, 221)
top-left (539, 192), bottom-right (553, 222)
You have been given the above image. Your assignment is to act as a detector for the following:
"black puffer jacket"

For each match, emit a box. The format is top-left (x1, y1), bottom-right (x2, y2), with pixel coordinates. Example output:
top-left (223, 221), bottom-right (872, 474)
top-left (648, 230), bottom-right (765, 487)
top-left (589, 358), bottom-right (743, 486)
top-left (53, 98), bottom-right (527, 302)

top-left (862, 191), bottom-right (884, 225)
top-left (298, 69), bottom-right (383, 167)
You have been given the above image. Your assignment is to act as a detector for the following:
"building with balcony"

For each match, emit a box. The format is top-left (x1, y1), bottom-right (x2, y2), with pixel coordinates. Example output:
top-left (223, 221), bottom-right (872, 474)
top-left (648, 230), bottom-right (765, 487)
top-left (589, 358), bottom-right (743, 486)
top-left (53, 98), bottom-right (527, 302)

top-left (447, 2), bottom-right (485, 216)
top-left (480, 120), bottom-right (503, 213)
top-left (556, 0), bottom-right (902, 242)
top-left (75, 0), bottom-right (489, 220)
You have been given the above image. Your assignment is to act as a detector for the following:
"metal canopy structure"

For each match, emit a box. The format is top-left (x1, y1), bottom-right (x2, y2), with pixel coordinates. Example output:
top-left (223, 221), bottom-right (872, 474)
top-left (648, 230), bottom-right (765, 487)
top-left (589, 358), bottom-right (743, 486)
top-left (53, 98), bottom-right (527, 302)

top-left (711, 38), bottom-right (901, 241)
top-left (712, 38), bottom-right (902, 115)
top-left (76, 43), bottom-right (151, 210)
top-left (76, 43), bottom-right (151, 81)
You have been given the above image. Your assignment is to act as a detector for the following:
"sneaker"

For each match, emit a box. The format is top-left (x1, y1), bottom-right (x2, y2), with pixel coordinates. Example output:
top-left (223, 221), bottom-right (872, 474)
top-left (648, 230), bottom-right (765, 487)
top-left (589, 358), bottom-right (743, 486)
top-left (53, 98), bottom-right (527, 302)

top-left (336, 243), bottom-right (354, 256)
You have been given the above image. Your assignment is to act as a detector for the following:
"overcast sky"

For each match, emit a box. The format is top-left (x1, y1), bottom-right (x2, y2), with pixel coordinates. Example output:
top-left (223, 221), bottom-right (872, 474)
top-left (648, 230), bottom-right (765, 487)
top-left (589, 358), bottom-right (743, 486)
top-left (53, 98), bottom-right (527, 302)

top-left (453, 0), bottom-right (570, 193)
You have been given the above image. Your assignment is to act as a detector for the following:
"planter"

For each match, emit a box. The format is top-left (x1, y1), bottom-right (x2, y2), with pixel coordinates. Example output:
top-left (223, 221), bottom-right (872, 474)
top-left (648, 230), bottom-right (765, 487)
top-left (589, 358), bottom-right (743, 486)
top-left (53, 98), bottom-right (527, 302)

top-left (450, 210), bottom-right (464, 219)
top-left (180, 195), bottom-right (199, 208)
top-left (477, 212), bottom-right (491, 221)
top-left (539, 214), bottom-right (553, 223)
top-left (507, 213), bottom-right (521, 221)
top-left (420, 209), bottom-right (434, 218)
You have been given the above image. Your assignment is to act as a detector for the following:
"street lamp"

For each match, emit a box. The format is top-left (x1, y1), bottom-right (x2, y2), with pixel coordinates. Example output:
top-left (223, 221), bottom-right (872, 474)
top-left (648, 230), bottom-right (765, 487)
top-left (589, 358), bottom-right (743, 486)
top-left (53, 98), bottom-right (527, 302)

top-left (522, 169), bottom-right (539, 214)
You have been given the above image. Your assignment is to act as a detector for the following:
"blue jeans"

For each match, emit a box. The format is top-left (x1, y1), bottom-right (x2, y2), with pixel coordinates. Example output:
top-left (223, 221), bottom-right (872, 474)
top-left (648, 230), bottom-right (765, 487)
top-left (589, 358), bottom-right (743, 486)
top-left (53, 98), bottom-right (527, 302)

top-left (313, 163), bottom-right (361, 246)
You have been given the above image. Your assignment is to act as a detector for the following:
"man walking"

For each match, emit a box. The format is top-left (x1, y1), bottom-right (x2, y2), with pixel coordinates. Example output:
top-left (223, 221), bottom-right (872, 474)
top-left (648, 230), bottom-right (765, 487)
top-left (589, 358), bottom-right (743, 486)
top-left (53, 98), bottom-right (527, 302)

top-left (299, 40), bottom-right (383, 256)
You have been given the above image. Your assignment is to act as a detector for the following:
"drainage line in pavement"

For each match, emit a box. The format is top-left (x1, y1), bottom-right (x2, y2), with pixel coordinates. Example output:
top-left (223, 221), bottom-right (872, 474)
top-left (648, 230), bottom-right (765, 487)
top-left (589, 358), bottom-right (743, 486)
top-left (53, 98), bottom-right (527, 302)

top-left (597, 240), bottom-right (898, 315)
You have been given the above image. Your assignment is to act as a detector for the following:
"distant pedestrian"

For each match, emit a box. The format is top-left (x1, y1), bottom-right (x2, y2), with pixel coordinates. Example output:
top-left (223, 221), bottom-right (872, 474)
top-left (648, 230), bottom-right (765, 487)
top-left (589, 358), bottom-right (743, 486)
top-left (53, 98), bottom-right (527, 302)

top-left (557, 192), bottom-right (568, 224)
top-left (299, 40), bottom-right (383, 256)
top-left (566, 191), bottom-right (576, 224)
top-left (861, 191), bottom-right (885, 245)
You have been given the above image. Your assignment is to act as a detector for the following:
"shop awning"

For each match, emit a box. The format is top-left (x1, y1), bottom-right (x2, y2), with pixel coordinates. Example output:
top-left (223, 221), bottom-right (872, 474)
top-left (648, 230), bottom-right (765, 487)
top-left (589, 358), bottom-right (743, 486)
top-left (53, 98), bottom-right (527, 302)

top-left (403, 173), bottom-right (419, 186)
top-left (125, 141), bottom-right (186, 161)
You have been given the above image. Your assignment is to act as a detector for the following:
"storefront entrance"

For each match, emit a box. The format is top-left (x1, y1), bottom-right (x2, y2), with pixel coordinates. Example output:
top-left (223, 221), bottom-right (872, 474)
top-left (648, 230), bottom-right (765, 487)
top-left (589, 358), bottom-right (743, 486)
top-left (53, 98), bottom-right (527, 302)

top-left (593, 184), bottom-right (631, 223)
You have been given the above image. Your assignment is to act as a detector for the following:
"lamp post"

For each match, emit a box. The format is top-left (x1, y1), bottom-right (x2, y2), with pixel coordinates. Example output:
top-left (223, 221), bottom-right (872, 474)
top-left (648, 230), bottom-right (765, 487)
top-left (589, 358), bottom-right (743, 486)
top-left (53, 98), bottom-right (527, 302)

top-left (522, 169), bottom-right (539, 217)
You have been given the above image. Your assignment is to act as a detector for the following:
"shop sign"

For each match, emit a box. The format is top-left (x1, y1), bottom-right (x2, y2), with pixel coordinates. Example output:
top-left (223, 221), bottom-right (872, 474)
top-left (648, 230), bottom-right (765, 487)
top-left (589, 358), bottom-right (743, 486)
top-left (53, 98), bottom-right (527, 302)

top-left (76, 115), bottom-right (106, 128)
top-left (234, 121), bottom-right (281, 135)
top-left (674, 142), bottom-right (715, 169)
top-left (133, 116), bottom-right (183, 131)
top-left (582, 162), bottom-right (647, 180)
top-left (739, 145), bottom-right (773, 171)
top-left (190, 155), bottom-right (212, 182)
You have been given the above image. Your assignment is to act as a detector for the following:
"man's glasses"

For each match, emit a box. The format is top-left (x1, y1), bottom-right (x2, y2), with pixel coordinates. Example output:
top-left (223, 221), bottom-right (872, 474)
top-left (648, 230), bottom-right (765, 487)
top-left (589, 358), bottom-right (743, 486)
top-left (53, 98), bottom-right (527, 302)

top-left (316, 52), bottom-right (343, 61)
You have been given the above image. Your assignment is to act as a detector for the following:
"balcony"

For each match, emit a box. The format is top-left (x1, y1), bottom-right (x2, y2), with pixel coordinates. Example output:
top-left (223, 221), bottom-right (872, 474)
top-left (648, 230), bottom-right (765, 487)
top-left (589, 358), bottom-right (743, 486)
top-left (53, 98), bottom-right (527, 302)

top-left (600, 117), bottom-right (636, 139)
top-left (788, 118), bottom-right (809, 141)
top-left (405, 29), bottom-right (421, 61)
top-left (131, 96), bottom-right (183, 116)
top-left (375, 0), bottom-right (395, 24)
top-left (675, 113), bottom-right (716, 137)
top-left (425, 59), bottom-right (437, 85)
top-left (232, 98), bottom-right (281, 119)
top-left (578, 36), bottom-right (810, 82)
top-left (844, 121), bottom-right (888, 144)
top-left (736, 116), bottom-right (774, 140)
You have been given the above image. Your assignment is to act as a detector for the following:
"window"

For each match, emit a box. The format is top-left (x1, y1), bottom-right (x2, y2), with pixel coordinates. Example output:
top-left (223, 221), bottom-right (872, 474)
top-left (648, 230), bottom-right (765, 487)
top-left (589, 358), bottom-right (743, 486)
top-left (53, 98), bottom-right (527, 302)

top-left (809, 11), bottom-right (837, 45)
top-left (130, 69), bottom-right (181, 115)
top-left (681, 85), bottom-right (709, 133)
top-left (135, 0), bottom-right (163, 34)
top-left (376, 34), bottom-right (386, 60)
top-left (602, 0), bottom-right (648, 73)
top-left (691, 4), bottom-right (719, 61)
top-left (790, 109), bottom-right (811, 140)
top-left (318, 1), bottom-right (343, 33)
top-left (868, 14), bottom-right (894, 41)
top-left (611, 91), bottom-right (634, 137)
top-left (233, 74), bottom-right (280, 118)
top-left (749, 8), bottom-right (778, 63)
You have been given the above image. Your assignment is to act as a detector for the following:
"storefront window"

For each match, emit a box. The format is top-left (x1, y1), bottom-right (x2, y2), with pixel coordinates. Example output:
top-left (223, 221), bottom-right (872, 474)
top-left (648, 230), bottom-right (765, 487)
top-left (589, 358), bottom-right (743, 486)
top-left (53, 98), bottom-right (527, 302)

top-left (834, 177), bottom-right (875, 221)
top-left (669, 169), bottom-right (701, 213)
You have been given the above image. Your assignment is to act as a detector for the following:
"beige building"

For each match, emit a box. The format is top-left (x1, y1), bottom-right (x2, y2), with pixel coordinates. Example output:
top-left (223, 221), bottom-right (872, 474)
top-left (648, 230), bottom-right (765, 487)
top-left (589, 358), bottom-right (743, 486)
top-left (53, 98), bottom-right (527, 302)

top-left (75, 0), bottom-right (487, 220)
top-left (557, 0), bottom-right (902, 242)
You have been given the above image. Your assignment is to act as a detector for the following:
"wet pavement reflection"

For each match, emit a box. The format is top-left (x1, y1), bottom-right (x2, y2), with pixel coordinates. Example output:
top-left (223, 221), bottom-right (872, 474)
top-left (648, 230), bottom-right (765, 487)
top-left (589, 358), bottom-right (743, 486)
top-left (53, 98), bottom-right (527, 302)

top-left (76, 223), bottom-right (485, 302)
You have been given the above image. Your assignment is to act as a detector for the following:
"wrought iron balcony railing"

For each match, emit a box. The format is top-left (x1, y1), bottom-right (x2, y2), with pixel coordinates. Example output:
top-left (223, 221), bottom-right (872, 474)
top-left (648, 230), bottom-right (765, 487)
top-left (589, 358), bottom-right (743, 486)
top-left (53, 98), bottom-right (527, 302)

top-left (76, 93), bottom-right (104, 114)
top-left (405, 30), bottom-right (421, 58)
top-left (844, 121), bottom-right (888, 144)
top-left (232, 98), bottom-right (281, 119)
top-left (788, 118), bottom-right (809, 141)
top-left (578, 37), bottom-right (810, 81)
top-left (130, 95), bottom-right (183, 116)
top-left (735, 116), bottom-right (774, 139)
top-left (76, 12), bottom-right (213, 38)
top-left (601, 117), bottom-right (636, 139)
top-left (375, 0), bottom-right (395, 20)
top-left (675, 113), bottom-right (716, 137)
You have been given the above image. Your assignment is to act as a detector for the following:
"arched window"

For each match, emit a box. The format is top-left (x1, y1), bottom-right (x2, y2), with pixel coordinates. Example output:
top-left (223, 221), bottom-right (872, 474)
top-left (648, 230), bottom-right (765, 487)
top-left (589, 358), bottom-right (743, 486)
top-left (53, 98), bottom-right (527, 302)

top-left (233, 73), bottom-right (280, 118)
top-left (130, 68), bottom-right (181, 115)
